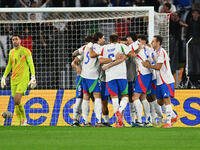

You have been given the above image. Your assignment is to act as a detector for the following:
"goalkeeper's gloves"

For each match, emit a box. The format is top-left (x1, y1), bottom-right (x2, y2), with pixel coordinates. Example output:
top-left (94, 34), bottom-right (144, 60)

top-left (87, 42), bottom-right (93, 48)
top-left (28, 75), bottom-right (36, 89)
top-left (1, 76), bottom-right (6, 89)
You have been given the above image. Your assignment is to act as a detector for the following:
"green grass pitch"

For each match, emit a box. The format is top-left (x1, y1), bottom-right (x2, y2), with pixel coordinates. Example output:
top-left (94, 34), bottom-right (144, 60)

top-left (0, 126), bottom-right (199, 150)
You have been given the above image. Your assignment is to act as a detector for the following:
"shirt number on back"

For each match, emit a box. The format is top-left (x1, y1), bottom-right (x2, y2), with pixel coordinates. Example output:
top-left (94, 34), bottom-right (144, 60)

top-left (84, 51), bottom-right (90, 64)
top-left (108, 53), bottom-right (114, 58)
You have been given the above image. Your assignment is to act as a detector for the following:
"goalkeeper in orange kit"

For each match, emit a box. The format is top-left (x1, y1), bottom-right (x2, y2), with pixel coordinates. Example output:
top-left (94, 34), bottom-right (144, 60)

top-left (1, 34), bottom-right (36, 126)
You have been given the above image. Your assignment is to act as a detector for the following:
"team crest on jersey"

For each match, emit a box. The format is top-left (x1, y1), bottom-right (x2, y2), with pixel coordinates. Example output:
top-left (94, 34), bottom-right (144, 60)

top-left (19, 53), bottom-right (23, 58)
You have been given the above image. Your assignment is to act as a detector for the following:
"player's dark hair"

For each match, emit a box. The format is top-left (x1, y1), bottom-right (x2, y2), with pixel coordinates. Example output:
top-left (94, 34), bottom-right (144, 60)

top-left (164, 3), bottom-right (171, 10)
top-left (85, 35), bottom-right (93, 43)
top-left (120, 37), bottom-right (127, 41)
top-left (137, 34), bottom-right (147, 41)
top-left (154, 35), bottom-right (163, 45)
top-left (126, 32), bottom-right (137, 42)
top-left (12, 33), bottom-right (21, 39)
top-left (93, 32), bottom-right (104, 43)
top-left (110, 33), bottom-right (119, 43)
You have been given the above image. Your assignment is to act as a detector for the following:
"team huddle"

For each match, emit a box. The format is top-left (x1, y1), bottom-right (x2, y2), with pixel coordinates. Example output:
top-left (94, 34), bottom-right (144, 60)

top-left (0, 32), bottom-right (178, 128)
top-left (71, 32), bottom-right (179, 128)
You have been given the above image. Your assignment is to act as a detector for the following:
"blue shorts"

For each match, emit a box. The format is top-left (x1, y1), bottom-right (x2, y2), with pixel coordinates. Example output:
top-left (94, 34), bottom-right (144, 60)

top-left (101, 81), bottom-right (109, 100)
top-left (128, 81), bottom-right (135, 97)
top-left (76, 75), bottom-right (83, 98)
top-left (156, 82), bottom-right (175, 99)
top-left (134, 73), bottom-right (152, 94)
top-left (106, 79), bottom-right (128, 96)
top-left (82, 77), bottom-right (101, 94)
top-left (147, 79), bottom-right (157, 96)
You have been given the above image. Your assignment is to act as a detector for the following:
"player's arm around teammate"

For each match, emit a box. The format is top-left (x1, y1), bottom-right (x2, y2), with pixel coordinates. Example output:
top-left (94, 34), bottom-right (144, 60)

top-left (101, 54), bottom-right (127, 70)
top-left (142, 35), bottom-right (178, 128)
top-left (98, 34), bottom-right (132, 127)
top-left (80, 32), bottom-right (105, 126)
top-left (128, 35), bottom-right (153, 127)
top-left (1, 34), bottom-right (36, 126)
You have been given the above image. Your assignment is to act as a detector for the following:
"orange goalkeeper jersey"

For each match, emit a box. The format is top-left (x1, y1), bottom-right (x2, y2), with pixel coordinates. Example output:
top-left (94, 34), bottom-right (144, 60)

top-left (3, 46), bottom-right (35, 85)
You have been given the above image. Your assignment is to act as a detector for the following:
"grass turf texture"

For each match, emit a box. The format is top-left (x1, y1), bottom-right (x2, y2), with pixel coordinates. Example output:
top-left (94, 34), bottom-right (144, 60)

top-left (0, 126), bottom-right (199, 150)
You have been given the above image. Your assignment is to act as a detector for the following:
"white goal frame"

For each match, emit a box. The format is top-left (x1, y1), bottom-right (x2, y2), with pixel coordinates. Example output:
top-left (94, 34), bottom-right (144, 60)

top-left (0, 7), bottom-right (155, 44)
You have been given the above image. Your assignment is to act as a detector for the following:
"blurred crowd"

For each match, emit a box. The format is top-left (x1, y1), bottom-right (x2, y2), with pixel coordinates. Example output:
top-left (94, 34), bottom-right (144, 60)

top-left (0, 0), bottom-right (198, 10)
top-left (0, 0), bottom-right (200, 88)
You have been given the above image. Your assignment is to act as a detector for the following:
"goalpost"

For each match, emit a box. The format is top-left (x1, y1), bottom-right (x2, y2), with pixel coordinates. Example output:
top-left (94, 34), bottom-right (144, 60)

top-left (0, 7), bottom-right (169, 126)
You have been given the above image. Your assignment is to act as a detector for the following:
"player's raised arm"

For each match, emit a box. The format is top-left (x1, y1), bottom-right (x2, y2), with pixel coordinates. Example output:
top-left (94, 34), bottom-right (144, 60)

top-left (88, 42), bottom-right (99, 58)
top-left (127, 41), bottom-right (143, 58)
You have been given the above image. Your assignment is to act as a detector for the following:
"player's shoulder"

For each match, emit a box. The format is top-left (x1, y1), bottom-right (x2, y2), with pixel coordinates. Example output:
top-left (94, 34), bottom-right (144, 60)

top-left (129, 41), bottom-right (139, 51)
top-left (99, 44), bottom-right (107, 56)
top-left (80, 45), bottom-right (87, 50)
top-left (146, 46), bottom-right (155, 54)
top-left (77, 45), bottom-right (87, 54)
top-left (156, 47), bottom-right (167, 58)
top-left (21, 46), bottom-right (32, 57)
top-left (160, 47), bottom-right (166, 52)
top-left (119, 43), bottom-right (128, 48)
top-left (145, 45), bottom-right (151, 51)
top-left (21, 46), bottom-right (31, 53)
top-left (159, 47), bottom-right (167, 56)
top-left (119, 43), bottom-right (130, 52)
top-left (100, 44), bottom-right (106, 49)
top-left (93, 43), bottom-right (101, 49)
top-left (9, 48), bottom-right (15, 55)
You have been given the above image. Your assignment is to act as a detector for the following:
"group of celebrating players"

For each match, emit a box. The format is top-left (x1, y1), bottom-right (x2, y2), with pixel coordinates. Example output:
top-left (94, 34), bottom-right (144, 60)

top-left (71, 31), bottom-right (179, 128)
top-left (0, 32), bottom-right (178, 128)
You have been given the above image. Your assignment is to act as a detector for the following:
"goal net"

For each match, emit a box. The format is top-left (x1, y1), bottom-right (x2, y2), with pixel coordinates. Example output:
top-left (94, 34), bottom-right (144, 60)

top-left (0, 7), bottom-right (169, 126)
